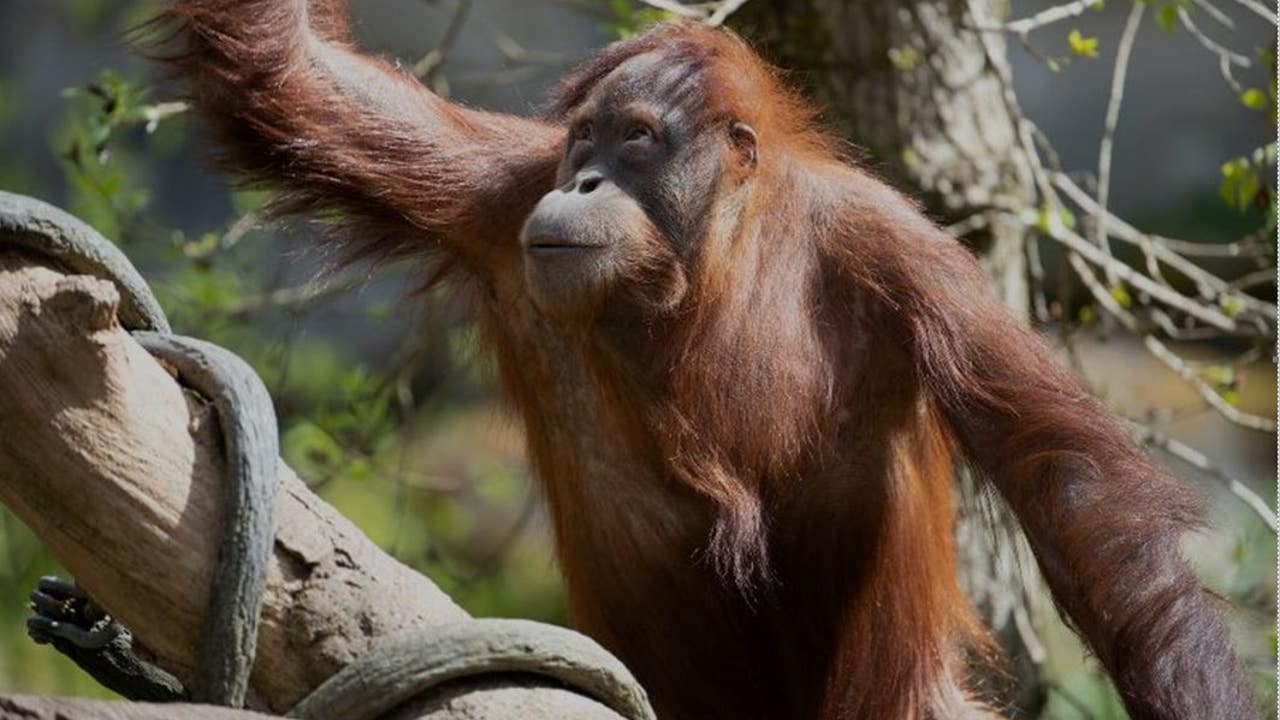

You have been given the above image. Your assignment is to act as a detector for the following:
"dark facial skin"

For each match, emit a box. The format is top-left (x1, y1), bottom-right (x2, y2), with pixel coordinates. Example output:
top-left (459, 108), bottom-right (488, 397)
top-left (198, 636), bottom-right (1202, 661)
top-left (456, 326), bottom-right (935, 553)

top-left (519, 53), bottom-right (753, 321)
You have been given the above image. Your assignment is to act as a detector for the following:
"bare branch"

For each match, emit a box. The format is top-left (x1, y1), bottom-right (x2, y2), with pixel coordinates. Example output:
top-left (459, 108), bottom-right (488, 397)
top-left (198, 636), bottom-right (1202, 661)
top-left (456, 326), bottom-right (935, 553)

top-left (1190, 0), bottom-right (1237, 29)
top-left (995, 0), bottom-right (1099, 35)
top-left (224, 274), bottom-right (364, 316)
top-left (1228, 267), bottom-right (1277, 291)
top-left (1225, 0), bottom-right (1278, 26)
top-left (1093, 1), bottom-right (1145, 286)
top-left (490, 29), bottom-right (577, 67)
top-left (1128, 418), bottom-right (1277, 531)
top-left (1069, 251), bottom-right (1142, 331)
top-left (707, 0), bottom-right (752, 26)
top-left (1052, 222), bottom-right (1242, 332)
top-left (635, 0), bottom-right (707, 18)
top-left (1143, 335), bottom-right (1277, 432)
top-left (413, 0), bottom-right (475, 94)
top-left (1053, 174), bottom-right (1278, 322)
top-left (1178, 6), bottom-right (1251, 93)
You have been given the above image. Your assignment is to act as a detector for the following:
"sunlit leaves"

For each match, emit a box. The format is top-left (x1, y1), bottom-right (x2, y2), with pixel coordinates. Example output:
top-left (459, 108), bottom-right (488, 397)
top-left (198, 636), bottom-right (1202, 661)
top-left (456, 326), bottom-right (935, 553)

top-left (1198, 363), bottom-right (1242, 406)
top-left (283, 421), bottom-right (347, 480)
top-left (1108, 284), bottom-right (1133, 309)
top-left (1240, 88), bottom-right (1269, 111)
top-left (888, 46), bottom-right (920, 72)
top-left (1219, 294), bottom-right (1244, 317)
top-left (181, 232), bottom-right (222, 260)
top-left (606, 0), bottom-right (676, 39)
top-left (1220, 144), bottom-right (1274, 216)
top-left (58, 70), bottom-right (189, 238)
top-left (1020, 204), bottom-right (1076, 236)
top-left (1155, 3), bottom-right (1179, 31)
top-left (1067, 29), bottom-right (1099, 58)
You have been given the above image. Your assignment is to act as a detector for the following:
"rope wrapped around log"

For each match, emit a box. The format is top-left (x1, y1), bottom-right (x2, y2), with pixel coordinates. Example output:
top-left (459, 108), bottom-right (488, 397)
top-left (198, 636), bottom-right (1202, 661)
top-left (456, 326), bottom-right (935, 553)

top-left (0, 190), bottom-right (656, 720)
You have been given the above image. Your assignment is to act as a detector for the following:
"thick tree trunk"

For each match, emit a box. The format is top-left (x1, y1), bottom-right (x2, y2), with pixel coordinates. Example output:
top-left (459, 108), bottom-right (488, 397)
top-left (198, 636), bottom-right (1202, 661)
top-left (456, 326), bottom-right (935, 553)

top-left (738, 0), bottom-right (1034, 317)
top-left (0, 247), bottom-right (631, 720)
top-left (736, 0), bottom-right (1045, 712)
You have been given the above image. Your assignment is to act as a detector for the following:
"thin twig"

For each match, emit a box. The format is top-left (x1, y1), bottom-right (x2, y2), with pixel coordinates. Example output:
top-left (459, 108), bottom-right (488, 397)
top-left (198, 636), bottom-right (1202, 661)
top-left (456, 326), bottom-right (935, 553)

top-left (220, 210), bottom-right (261, 250)
top-left (414, 0), bottom-right (475, 93)
top-left (1191, 0), bottom-right (1237, 29)
top-left (946, 211), bottom-right (991, 237)
top-left (973, 0), bottom-right (1099, 34)
top-left (1143, 335), bottom-right (1277, 432)
top-left (1069, 252), bottom-right (1141, 331)
top-left (1013, 602), bottom-right (1048, 663)
top-left (226, 274), bottom-right (362, 315)
top-left (635, 0), bottom-right (707, 18)
top-left (1027, 233), bottom-right (1052, 323)
top-left (1053, 174), bottom-right (1278, 322)
top-left (1225, 0), bottom-right (1278, 26)
top-left (1228, 268), bottom-right (1278, 291)
top-left (1053, 223), bottom-right (1240, 332)
top-left (1127, 418), bottom-right (1277, 531)
top-left (490, 29), bottom-right (577, 67)
top-left (706, 0), bottom-right (752, 26)
top-left (1178, 7), bottom-right (1251, 93)
top-left (1093, 1), bottom-right (1145, 286)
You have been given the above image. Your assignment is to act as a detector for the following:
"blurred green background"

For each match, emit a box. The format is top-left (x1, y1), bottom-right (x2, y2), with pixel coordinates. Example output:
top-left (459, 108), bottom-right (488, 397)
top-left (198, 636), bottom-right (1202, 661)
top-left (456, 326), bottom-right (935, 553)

top-left (0, 1), bottom-right (1274, 718)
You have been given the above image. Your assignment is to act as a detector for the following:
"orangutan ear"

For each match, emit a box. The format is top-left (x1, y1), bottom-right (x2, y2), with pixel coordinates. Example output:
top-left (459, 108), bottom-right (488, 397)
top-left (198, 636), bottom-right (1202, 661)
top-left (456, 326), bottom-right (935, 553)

top-left (729, 121), bottom-right (758, 170)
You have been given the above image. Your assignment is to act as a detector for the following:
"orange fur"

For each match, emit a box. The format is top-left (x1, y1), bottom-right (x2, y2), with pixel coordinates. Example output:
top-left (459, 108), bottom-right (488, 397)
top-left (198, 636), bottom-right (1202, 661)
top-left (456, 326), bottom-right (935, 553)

top-left (152, 6), bottom-right (1258, 719)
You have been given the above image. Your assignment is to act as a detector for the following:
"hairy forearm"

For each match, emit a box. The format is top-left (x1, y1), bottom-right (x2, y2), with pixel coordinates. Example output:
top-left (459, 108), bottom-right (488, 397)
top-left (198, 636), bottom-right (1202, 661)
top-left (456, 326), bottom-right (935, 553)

top-left (155, 0), bottom-right (561, 262)
top-left (842, 195), bottom-right (1259, 717)
top-left (961, 384), bottom-right (1256, 719)
top-left (905, 243), bottom-right (1258, 719)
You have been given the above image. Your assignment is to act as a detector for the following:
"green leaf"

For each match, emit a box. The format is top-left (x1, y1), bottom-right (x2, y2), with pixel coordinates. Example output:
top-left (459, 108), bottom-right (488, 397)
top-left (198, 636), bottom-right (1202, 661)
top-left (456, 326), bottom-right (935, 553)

top-left (888, 46), bottom-right (920, 72)
top-left (1068, 29), bottom-right (1099, 58)
top-left (1108, 284), bottom-right (1132, 309)
top-left (1240, 88), bottom-right (1269, 110)
top-left (1219, 295), bottom-right (1244, 317)
top-left (1028, 204), bottom-right (1076, 235)
top-left (1232, 536), bottom-right (1248, 564)
top-left (1200, 364), bottom-right (1235, 386)
top-left (1219, 156), bottom-right (1261, 211)
top-left (282, 421), bottom-right (345, 476)
top-left (1253, 142), bottom-right (1277, 166)
top-left (1156, 3), bottom-right (1179, 32)
top-left (181, 231), bottom-right (221, 259)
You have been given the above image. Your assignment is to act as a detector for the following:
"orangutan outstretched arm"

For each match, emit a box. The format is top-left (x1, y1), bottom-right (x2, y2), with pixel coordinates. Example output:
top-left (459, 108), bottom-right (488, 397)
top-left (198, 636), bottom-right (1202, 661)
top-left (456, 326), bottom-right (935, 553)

top-left (159, 0), bottom-right (562, 265)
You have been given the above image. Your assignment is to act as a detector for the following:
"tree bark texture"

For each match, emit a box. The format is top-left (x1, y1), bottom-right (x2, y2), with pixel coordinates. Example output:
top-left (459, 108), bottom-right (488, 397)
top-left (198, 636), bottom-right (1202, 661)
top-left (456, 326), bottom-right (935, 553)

top-left (738, 0), bottom-right (1035, 318)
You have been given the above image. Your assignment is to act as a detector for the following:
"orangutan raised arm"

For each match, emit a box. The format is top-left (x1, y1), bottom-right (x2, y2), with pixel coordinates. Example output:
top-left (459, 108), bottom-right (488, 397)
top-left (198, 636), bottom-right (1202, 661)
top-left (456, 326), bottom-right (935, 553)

top-left (157, 0), bottom-right (563, 266)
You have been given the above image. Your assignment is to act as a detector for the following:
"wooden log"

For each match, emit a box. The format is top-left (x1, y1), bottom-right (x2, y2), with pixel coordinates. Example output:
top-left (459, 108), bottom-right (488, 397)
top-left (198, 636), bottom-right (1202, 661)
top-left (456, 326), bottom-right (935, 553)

top-left (1, 685), bottom-right (621, 720)
top-left (0, 248), bottom-right (624, 719)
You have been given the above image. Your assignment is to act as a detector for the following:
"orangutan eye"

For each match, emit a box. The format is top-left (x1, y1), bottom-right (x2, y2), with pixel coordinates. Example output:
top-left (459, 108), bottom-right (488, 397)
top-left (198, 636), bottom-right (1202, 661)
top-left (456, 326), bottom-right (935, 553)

top-left (625, 124), bottom-right (655, 143)
top-left (573, 121), bottom-right (594, 142)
